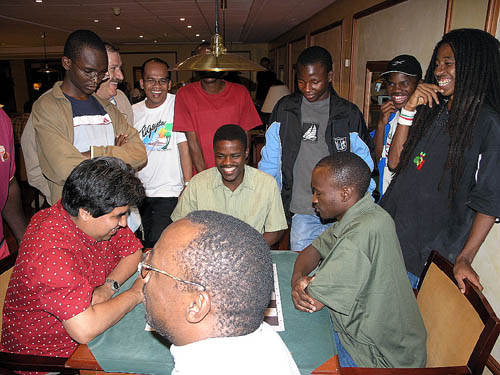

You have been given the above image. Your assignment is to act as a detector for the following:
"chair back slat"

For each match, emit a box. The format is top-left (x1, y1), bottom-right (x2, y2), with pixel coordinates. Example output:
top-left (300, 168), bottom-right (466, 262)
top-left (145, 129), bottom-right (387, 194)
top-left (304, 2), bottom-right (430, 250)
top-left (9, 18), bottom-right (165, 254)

top-left (418, 262), bottom-right (484, 367)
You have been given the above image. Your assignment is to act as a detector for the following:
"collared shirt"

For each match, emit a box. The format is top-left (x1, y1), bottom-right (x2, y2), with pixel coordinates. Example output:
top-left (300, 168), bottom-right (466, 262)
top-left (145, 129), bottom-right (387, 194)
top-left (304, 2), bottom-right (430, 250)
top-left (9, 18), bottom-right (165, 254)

top-left (171, 165), bottom-right (287, 234)
top-left (308, 193), bottom-right (427, 368)
top-left (1, 202), bottom-right (142, 357)
top-left (170, 322), bottom-right (300, 375)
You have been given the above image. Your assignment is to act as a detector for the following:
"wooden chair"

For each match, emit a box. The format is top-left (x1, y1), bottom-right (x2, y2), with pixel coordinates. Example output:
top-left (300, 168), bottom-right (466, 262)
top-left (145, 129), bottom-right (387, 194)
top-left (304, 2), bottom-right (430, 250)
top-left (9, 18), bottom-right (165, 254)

top-left (0, 251), bottom-right (77, 374)
top-left (314, 250), bottom-right (500, 375)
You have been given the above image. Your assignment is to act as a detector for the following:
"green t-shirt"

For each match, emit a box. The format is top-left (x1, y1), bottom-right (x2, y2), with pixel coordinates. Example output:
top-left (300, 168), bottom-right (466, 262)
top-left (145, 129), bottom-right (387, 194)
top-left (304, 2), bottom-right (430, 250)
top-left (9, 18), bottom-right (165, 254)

top-left (308, 193), bottom-right (427, 368)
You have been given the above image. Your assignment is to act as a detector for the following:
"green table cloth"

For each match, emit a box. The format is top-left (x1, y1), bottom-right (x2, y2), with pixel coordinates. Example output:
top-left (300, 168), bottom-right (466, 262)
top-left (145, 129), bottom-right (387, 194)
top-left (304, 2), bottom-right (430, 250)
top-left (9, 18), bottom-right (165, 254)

top-left (88, 251), bottom-right (337, 374)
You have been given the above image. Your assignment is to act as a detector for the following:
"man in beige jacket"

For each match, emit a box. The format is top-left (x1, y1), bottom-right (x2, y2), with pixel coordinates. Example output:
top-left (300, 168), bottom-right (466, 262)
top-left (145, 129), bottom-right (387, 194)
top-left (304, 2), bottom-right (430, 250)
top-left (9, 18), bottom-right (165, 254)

top-left (24, 29), bottom-right (145, 204)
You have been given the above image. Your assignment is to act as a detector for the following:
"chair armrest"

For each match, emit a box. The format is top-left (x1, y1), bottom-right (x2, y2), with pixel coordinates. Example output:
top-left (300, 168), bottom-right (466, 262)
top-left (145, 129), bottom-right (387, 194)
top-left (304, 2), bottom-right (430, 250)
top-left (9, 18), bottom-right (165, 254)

top-left (340, 366), bottom-right (470, 375)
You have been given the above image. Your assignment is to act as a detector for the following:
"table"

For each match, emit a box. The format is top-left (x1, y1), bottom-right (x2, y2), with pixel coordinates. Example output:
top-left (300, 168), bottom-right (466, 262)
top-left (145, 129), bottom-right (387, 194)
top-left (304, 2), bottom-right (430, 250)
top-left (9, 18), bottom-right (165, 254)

top-left (66, 251), bottom-right (338, 375)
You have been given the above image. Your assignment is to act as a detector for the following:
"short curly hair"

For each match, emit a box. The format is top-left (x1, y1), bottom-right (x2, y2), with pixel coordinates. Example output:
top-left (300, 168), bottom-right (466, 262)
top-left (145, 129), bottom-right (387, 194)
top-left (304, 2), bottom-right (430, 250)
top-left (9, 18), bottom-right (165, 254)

top-left (180, 210), bottom-right (273, 337)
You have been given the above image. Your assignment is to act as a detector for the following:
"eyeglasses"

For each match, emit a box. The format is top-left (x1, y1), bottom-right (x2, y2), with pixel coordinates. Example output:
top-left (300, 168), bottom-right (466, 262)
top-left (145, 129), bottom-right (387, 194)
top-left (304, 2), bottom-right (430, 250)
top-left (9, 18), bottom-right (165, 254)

top-left (72, 60), bottom-right (107, 80)
top-left (143, 78), bottom-right (169, 86)
top-left (138, 252), bottom-right (206, 291)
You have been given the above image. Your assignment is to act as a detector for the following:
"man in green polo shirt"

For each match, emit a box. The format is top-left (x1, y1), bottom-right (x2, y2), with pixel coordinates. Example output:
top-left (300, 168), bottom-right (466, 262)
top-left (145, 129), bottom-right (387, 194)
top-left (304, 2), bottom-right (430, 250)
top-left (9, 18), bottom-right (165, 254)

top-left (291, 152), bottom-right (426, 368)
top-left (171, 124), bottom-right (287, 246)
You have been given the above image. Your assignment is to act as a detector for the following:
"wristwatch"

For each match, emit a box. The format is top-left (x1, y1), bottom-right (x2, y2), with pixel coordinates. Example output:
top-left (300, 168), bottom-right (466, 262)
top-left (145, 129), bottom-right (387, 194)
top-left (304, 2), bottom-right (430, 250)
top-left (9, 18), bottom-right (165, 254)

top-left (106, 278), bottom-right (121, 292)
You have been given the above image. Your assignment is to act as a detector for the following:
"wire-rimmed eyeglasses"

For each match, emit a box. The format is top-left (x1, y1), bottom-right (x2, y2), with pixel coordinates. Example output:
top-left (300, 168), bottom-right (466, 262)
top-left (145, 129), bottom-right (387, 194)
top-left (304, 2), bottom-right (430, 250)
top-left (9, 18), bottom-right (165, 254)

top-left (138, 252), bottom-right (206, 291)
top-left (72, 60), bottom-right (107, 81)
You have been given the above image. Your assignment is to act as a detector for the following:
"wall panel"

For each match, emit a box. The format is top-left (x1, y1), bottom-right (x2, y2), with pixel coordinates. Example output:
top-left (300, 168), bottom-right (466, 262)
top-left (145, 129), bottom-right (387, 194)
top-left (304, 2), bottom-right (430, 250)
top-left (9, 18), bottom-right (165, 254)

top-left (352, 0), bottom-right (447, 108)
top-left (311, 23), bottom-right (343, 93)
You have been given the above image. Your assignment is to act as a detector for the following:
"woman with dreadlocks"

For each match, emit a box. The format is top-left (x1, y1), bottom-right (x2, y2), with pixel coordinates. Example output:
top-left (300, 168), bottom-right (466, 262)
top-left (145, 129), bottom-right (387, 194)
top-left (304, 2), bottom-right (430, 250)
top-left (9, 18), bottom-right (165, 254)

top-left (380, 29), bottom-right (500, 293)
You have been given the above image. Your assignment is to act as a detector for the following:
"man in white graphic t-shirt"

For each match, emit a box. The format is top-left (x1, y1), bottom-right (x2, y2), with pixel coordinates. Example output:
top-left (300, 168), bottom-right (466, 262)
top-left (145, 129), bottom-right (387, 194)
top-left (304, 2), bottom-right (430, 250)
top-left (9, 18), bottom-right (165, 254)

top-left (133, 58), bottom-right (192, 247)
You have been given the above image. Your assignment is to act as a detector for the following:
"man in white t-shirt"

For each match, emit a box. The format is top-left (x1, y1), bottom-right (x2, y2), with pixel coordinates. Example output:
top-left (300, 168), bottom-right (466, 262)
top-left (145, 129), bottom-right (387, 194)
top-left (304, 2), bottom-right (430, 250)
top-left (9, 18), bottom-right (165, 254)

top-left (373, 55), bottom-right (421, 196)
top-left (133, 58), bottom-right (192, 247)
top-left (141, 210), bottom-right (300, 375)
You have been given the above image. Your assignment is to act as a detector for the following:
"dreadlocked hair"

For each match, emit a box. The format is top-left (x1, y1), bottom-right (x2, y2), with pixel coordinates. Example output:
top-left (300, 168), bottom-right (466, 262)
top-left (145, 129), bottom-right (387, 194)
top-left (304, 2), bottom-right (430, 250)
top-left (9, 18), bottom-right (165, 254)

top-left (391, 29), bottom-right (500, 201)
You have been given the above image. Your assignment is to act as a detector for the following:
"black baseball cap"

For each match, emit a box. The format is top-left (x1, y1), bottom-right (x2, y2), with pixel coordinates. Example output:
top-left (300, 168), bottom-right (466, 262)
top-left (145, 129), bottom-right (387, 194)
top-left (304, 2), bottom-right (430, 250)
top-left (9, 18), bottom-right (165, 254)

top-left (381, 55), bottom-right (422, 78)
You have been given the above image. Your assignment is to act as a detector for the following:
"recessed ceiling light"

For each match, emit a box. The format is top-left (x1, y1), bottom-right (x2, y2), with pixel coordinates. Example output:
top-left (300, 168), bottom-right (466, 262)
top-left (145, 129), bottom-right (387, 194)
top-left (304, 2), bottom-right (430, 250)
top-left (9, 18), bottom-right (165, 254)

top-left (179, 17), bottom-right (185, 21)
top-left (154, 40), bottom-right (158, 43)
top-left (115, 26), bottom-right (121, 30)
top-left (35, 0), bottom-right (42, 3)
top-left (93, 19), bottom-right (99, 23)
top-left (202, 39), bottom-right (205, 42)
top-left (139, 35), bottom-right (144, 38)
top-left (187, 25), bottom-right (192, 29)
top-left (196, 34), bottom-right (200, 37)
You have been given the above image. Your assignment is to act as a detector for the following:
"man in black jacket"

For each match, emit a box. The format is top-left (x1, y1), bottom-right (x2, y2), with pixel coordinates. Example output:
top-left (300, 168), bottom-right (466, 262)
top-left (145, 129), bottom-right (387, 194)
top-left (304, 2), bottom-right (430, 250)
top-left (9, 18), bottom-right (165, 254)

top-left (259, 46), bottom-right (374, 251)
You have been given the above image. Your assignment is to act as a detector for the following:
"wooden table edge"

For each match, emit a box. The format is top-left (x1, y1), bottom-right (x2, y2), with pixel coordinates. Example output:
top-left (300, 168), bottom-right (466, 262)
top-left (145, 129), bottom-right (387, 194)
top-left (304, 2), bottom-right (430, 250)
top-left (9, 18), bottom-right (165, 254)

top-left (67, 344), bottom-right (341, 374)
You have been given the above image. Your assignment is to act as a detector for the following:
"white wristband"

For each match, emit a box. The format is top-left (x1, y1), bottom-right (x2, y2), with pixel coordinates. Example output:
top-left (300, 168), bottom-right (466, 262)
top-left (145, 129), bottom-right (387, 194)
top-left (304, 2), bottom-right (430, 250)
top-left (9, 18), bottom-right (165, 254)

top-left (398, 108), bottom-right (417, 127)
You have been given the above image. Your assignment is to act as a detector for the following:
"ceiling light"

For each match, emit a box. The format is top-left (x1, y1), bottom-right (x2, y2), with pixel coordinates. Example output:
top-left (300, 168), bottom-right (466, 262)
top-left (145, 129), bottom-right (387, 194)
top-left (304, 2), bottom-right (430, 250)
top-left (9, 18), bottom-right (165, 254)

top-left (115, 26), bottom-right (121, 30)
top-left (139, 35), bottom-right (144, 38)
top-left (94, 19), bottom-right (99, 23)
top-left (179, 17), bottom-right (185, 21)
top-left (38, 32), bottom-right (57, 74)
top-left (174, 0), bottom-right (265, 74)
top-left (35, 0), bottom-right (42, 3)
top-left (187, 25), bottom-right (192, 29)
top-left (202, 39), bottom-right (205, 42)
top-left (154, 40), bottom-right (158, 43)
top-left (196, 34), bottom-right (200, 37)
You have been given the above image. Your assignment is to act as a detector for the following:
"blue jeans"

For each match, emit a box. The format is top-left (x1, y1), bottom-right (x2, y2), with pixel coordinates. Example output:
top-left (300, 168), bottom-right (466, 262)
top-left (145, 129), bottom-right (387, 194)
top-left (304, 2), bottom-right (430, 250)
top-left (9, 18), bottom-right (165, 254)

top-left (407, 271), bottom-right (420, 289)
top-left (334, 331), bottom-right (357, 367)
top-left (290, 213), bottom-right (332, 251)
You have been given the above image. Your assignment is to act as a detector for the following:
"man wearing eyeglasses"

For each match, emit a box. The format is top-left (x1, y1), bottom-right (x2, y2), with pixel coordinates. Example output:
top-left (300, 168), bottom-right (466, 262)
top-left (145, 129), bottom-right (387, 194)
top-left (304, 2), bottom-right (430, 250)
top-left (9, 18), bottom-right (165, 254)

top-left (2, 157), bottom-right (146, 358)
top-left (31, 29), bottom-right (146, 204)
top-left (141, 210), bottom-right (300, 374)
top-left (22, 41), bottom-right (137, 207)
top-left (132, 58), bottom-right (192, 247)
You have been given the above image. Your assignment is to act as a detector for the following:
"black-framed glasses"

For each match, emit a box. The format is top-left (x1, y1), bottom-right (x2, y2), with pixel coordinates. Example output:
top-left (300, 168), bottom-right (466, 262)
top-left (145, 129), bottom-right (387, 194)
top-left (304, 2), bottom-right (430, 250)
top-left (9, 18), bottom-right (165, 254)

top-left (143, 78), bottom-right (169, 86)
top-left (138, 252), bottom-right (206, 291)
top-left (72, 60), bottom-right (107, 80)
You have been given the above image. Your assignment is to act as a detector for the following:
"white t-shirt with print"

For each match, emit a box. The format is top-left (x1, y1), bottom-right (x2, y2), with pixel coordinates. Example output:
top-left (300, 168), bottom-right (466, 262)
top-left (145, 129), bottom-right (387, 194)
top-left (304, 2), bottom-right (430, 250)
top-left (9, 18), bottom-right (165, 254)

top-left (133, 94), bottom-right (186, 197)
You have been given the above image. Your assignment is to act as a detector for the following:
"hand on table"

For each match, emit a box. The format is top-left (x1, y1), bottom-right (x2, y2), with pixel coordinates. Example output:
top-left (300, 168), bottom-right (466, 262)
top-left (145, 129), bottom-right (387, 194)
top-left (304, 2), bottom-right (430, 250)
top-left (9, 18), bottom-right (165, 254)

top-left (454, 258), bottom-right (483, 293)
top-left (91, 284), bottom-right (115, 305)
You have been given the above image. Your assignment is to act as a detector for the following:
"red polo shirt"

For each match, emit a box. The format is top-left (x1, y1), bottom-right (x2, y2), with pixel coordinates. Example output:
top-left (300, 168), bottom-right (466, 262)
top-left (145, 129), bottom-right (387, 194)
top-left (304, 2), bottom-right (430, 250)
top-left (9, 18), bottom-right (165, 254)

top-left (1, 202), bottom-right (142, 357)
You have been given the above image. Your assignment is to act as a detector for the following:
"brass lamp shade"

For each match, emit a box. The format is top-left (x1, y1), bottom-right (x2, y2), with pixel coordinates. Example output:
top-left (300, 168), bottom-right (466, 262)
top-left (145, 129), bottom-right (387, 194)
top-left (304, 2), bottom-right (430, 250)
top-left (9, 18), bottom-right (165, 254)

top-left (173, 34), bottom-right (265, 72)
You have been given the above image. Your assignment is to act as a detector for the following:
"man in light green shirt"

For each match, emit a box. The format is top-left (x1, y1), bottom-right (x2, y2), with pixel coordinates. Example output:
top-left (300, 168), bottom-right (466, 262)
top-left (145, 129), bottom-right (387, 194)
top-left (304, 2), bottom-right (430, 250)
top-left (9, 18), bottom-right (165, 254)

top-left (171, 124), bottom-right (287, 246)
top-left (291, 152), bottom-right (426, 368)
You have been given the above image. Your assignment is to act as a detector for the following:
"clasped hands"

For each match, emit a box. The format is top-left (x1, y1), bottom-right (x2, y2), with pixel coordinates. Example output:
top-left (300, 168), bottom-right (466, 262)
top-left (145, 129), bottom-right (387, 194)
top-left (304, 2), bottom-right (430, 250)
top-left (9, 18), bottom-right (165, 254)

top-left (291, 275), bottom-right (325, 313)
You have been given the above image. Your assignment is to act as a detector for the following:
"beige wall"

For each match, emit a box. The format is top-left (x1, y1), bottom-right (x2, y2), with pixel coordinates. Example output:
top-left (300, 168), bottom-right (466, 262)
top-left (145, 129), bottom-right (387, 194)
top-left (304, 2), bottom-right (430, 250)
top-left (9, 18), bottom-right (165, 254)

top-left (352, 0), bottom-right (447, 108)
top-left (451, 0), bottom-right (489, 30)
top-left (473, 227), bottom-right (500, 362)
top-left (311, 24), bottom-right (343, 94)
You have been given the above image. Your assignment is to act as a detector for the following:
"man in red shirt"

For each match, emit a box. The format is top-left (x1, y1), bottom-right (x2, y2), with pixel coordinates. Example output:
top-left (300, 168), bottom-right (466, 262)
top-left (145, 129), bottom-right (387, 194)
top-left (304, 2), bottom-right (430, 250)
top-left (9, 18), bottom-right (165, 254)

top-left (1, 157), bottom-right (145, 358)
top-left (173, 68), bottom-right (261, 173)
